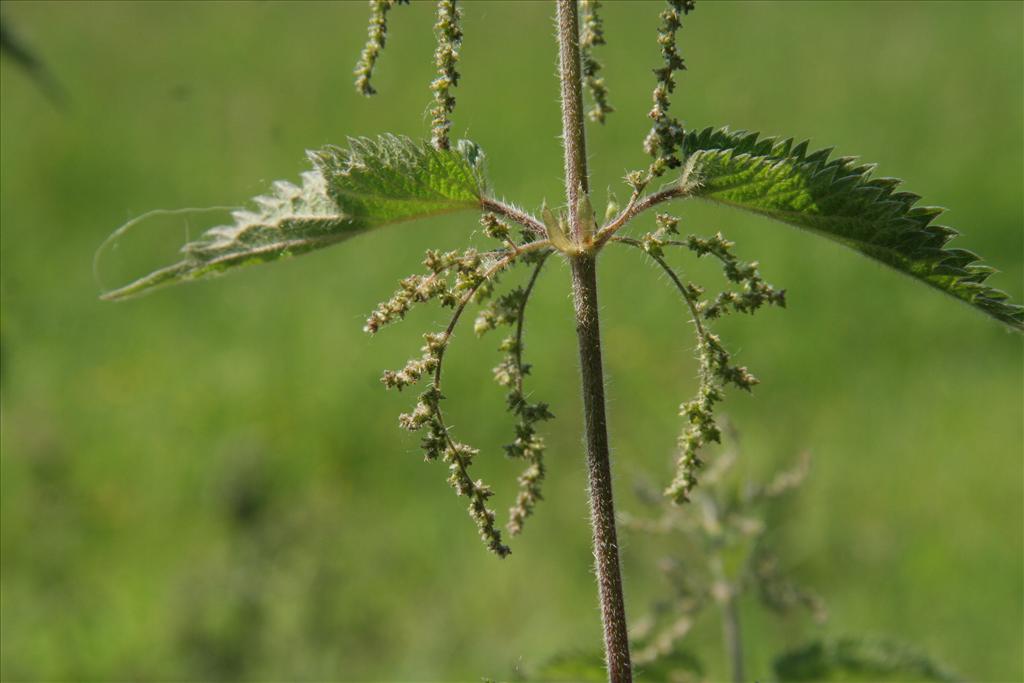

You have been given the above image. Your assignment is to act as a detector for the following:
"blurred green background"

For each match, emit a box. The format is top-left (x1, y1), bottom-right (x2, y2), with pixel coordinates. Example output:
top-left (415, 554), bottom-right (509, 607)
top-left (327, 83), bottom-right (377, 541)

top-left (1, 1), bottom-right (1020, 680)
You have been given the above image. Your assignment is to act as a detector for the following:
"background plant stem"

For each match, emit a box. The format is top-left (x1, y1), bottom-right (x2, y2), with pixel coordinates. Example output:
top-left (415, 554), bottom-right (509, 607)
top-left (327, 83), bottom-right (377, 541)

top-left (557, 1), bottom-right (632, 680)
top-left (711, 551), bottom-right (745, 683)
top-left (722, 590), bottom-right (745, 683)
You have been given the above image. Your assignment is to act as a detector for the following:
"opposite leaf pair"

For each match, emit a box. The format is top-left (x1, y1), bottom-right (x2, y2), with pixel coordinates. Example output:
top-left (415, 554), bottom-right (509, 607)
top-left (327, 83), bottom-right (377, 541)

top-left (100, 130), bottom-right (1021, 557)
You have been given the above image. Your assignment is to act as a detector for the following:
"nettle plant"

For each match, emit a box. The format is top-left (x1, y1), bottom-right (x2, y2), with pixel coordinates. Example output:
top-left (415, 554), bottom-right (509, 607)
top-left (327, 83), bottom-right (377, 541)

top-left (612, 430), bottom-right (960, 683)
top-left (100, 2), bottom-right (1022, 680)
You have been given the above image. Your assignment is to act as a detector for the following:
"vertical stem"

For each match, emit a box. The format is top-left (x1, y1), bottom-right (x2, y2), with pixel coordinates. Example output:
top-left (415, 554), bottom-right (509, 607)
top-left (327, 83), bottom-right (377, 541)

top-left (557, 1), bottom-right (632, 681)
top-left (557, 0), bottom-right (589, 239)
top-left (710, 552), bottom-right (745, 683)
top-left (571, 256), bottom-right (633, 683)
top-left (721, 590), bottom-right (745, 683)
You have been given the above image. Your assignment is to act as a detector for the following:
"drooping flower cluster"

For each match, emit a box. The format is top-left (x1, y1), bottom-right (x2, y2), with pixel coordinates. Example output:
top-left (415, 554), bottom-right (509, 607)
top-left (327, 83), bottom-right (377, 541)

top-left (404, 379), bottom-right (508, 556)
top-left (623, 213), bottom-right (784, 503)
top-left (666, 327), bottom-right (757, 503)
top-left (354, 0), bottom-right (462, 151)
top-left (474, 251), bottom-right (554, 535)
top-left (353, 0), bottom-right (409, 97)
top-left (580, 0), bottom-right (614, 124)
top-left (368, 244), bottom-right (511, 555)
top-left (643, 0), bottom-right (695, 178)
top-left (367, 218), bottom-right (553, 556)
top-left (430, 0), bottom-right (463, 151)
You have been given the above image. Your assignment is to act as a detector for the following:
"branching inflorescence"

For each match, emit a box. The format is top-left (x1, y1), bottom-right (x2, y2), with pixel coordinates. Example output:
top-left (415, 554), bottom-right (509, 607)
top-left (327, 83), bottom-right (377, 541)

top-left (474, 241), bottom-right (555, 536)
top-left (368, 225), bottom-right (553, 556)
top-left (352, 0), bottom-right (773, 517)
top-left (104, 0), bottom-right (1020, 561)
top-left (613, 216), bottom-right (785, 503)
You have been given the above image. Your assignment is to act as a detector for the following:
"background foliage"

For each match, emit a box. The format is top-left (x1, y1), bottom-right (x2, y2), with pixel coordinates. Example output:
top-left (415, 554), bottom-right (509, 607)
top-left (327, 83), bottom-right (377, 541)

top-left (1, 1), bottom-right (1020, 680)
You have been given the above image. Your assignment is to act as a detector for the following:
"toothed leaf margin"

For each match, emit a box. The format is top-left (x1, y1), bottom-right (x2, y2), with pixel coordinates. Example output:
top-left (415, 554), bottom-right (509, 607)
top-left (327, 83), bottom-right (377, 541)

top-left (101, 135), bottom-right (488, 300)
top-left (680, 126), bottom-right (1022, 330)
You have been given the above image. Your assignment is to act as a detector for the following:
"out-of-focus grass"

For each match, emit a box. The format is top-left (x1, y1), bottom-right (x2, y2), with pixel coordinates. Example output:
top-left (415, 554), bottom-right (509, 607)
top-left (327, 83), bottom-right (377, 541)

top-left (0, 2), bottom-right (1020, 680)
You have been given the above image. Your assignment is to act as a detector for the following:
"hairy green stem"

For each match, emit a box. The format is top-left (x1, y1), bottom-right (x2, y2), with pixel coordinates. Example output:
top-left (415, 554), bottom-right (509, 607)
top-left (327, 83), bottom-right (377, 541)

top-left (480, 197), bottom-right (547, 237)
top-left (557, 1), bottom-right (632, 680)
top-left (571, 255), bottom-right (632, 683)
top-left (557, 0), bottom-right (590, 240)
top-left (595, 183), bottom-right (690, 246)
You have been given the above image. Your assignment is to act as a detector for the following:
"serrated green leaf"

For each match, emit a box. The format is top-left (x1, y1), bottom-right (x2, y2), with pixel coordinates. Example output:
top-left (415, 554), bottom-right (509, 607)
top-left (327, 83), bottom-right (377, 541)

top-left (680, 126), bottom-right (1022, 330)
top-left (100, 135), bottom-right (488, 300)
top-left (774, 637), bottom-right (962, 682)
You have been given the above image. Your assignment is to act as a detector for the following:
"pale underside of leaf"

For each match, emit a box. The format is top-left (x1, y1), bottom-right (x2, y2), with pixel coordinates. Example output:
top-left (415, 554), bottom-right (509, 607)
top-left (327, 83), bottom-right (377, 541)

top-left (679, 127), bottom-right (1022, 330)
top-left (100, 135), bottom-right (487, 301)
